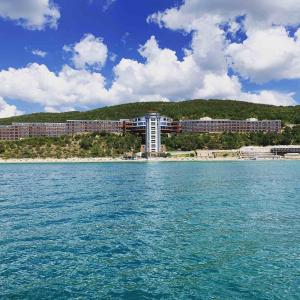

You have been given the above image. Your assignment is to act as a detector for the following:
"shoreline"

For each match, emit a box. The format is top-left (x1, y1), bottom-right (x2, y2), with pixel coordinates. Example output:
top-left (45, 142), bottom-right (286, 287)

top-left (0, 157), bottom-right (299, 164)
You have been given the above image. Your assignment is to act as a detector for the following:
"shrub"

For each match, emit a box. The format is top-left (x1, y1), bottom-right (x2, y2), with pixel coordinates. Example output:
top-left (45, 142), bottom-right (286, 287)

top-left (0, 143), bottom-right (5, 154)
top-left (79, 137), bottom-right (93, 150)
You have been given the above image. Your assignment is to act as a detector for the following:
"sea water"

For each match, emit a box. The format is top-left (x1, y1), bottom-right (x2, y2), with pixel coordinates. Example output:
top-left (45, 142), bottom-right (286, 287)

top-left (0, 161), bottom-right (299, 299)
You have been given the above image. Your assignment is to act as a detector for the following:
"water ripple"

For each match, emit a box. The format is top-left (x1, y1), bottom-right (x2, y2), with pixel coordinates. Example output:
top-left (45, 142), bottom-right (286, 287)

top-left (0, 161), bottom-right (299, 299)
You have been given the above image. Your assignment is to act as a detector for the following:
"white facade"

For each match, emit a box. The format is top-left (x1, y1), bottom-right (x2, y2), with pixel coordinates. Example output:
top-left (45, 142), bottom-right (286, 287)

top-left (145, 113), bottom-right (161, 154)
top-left (132, 115), bottom-right (172, 130)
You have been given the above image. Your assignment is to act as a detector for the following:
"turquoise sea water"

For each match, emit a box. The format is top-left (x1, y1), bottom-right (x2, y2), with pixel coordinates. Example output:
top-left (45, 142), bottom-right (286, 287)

top-left (0, 161), bottom-right (299, 299)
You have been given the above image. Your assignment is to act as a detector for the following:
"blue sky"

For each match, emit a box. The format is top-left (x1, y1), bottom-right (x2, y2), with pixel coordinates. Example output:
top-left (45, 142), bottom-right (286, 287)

top-left (0, 0), bottom-right (299, 117)
top-left (0, 1), bottom-right (183, 69)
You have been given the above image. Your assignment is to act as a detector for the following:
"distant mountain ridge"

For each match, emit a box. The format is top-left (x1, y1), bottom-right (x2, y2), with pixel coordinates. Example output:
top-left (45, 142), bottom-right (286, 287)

top-left (0, 99), bottom-right (300, 125)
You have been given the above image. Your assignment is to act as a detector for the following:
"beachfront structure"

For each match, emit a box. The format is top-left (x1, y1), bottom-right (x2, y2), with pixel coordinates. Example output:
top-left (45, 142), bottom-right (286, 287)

top-left (0, 116), bottom-right (282, 141)
top-left (0, 123), bottom-right (67, 140)
top-left (0, 125), bottom-right (21, 141)
top-left (145, 112), bottom-right (161, 155)
top-left (15, 123), bottom-right (67, 138)
top-left (270, 146), bottom-right (300, 155)
top-left (66, 120), bottom-right (122, 134)
top-left (129, 115), bottom-right (174, 134)
top-left (180, 117), bottom-right (281, 133)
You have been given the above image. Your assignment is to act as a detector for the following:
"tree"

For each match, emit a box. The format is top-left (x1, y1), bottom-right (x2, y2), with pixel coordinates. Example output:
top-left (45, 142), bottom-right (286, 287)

top-left (0, 143), bottom-right (5, 154)
top-left (79, 137), bottom-right (93, 150)
top-left (294, 116), bottom-right (300, 124)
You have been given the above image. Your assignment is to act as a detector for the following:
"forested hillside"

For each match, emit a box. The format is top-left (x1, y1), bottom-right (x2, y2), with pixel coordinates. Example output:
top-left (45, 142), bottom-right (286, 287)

top-left (0, 133), bottom-right (141, 159)
top-left (0, 99), bottom-right (300, 125)
top-left (1, 126), bottom-right (299, 159)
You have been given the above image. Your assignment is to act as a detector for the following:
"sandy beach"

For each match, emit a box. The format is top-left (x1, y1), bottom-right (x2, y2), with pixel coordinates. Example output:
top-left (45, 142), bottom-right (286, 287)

top-left (0, 156), bottom-right (297, 164)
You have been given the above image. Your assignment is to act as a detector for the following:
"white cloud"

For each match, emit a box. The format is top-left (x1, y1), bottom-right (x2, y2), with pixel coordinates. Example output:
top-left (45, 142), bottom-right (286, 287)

top-left (194, 74), bottom-right (242, 100)
top-left (148, 0), bottom-right (300, 82)
top-left (0, 97), bottom-right (23, 118)
top-left (110, 36), bottom-right (202, 101)
top-left (227, 27), bottom-right (300, 83)
top-left (0, 35), bottom-right (296, 114)
top-left (149, 0), bottom-right (300, 32)
top-left (88, 0), bottom-right (117, 12)
top-left (121, 32), bottom-right (130, 45)
top-left (241, 91), bottom-right (296, 106)
top-left (109, 52), bottom-right (117, 62)
top-left (1, 0), bottom-right (298, 113)
top-left (195, 74), bottom-right (296, 106)
top-left (32, 49), bottom-right (47, 57)
top-left (44, 106), bottom-right (76, 113)
top-left (102, 0), bottom-right (116, 12)
top-left (0, 0), bottom-right (60, 30)
top-left (64, 34), bottom-right (108, 70)
top-left (188, 16), bottom-right (227, 74)
top-left (0, 63), bottom-right (109, 109)
top-left (0, 0), bottom-right (298, 114)
top-left (147, 0), bottom-right (300, 102)
top-left (0, 36), bottom-right (202, 110)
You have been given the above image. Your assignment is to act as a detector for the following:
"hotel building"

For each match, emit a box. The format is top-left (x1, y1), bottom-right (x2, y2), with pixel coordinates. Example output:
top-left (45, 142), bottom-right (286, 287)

top-left (15, 123), bottom-right (67, 138)
top-left (127, 113), bottom-right (172, 154)
top-left (129, 115), bottom-right (174, 134)
top-left (0, 125), bottom-right (22, 141)
top-left (180, 117), bottom-right (281, 133)
top-left (66, 120), bottom-right (122, 134)
top-left (145, 112), bottom-right (161, 154)
top-left (0, 122), bottom-right (67, 140)
top-left (0, 116), bottom-right (282, 156)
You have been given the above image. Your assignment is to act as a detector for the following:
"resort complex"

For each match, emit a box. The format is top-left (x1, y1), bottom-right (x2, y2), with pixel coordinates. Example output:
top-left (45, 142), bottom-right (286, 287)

top-left (0, 115), bottom-right (281, 140)
top-left (0, 114), bottom-right (283, 156)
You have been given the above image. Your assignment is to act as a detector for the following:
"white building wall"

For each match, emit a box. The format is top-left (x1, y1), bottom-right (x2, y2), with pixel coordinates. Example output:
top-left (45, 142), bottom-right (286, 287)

top-left (145, 113), bottom-right (161, 154)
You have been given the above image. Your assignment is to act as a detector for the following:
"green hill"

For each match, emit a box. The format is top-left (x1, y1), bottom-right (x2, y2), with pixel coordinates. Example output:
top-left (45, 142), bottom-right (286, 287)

top-left (0, 133), bottom-right (141, 159)
top-left (1, 127), bottom-right (300, 159)
top-left (0, 99), bottom-right (300, 125)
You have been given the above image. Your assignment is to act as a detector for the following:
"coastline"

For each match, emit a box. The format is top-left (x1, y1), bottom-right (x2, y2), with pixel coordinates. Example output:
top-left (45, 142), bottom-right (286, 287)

top-left (0, 156), bottom-right (299, 164)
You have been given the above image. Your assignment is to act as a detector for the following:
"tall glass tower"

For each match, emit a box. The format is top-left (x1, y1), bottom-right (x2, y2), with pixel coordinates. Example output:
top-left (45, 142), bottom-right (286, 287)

top-left (145, 112), bottom-right (161, 155)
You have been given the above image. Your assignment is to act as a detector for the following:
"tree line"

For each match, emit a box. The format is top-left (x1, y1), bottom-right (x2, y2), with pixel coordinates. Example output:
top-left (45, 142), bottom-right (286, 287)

top-left (0, 126), bottom-right (299, 159)
top-left (0, 132), bottom-right (141, 159)
top-left (0, 99), bottom-right (299, 125)
top-left (162, 126), bottom-right (300, 151)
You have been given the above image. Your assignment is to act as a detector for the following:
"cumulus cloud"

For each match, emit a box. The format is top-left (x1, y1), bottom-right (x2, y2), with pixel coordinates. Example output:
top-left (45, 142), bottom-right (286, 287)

top-left (0, 0), bottom-right (298, 115)
top-left (32, 49), bottom-right (47, 57)
top-left (1, 1), bottom-right (299, 114)
top-left (194, 74), bottom-right (296, 106)
top-left (44, 106), bottom-right (76, 113)
top-left (110, 36), bottom-right (202, 101)
top-left (227, 27), bottom-right (300, 83)
top-left (64, 34), bottom-right (108, 70)
top-left (0, 97), bottom-right (23, 118)
top-left (146, 0), bottom-right (300, 103)
top-left (0, 36), bottom-right (201, 111)
top-left (0, 63), bottom-right (109, 109)
top-left (148, 0), bottom-right (300, 83)
top-left (0, 35), bottom-right (295, 114)
top-left (188, 16), bottom-right (227, 74)
top-left (149, 0), bottom-right (300, 32)
top-left (0, 0), bottom-right (60, 30)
